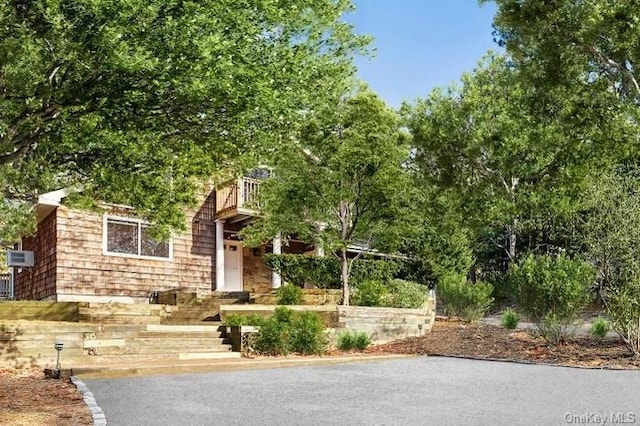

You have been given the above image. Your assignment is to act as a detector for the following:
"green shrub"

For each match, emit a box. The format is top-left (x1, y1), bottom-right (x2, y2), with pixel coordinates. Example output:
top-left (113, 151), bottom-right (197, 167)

top-left (253, 307), bottom-right (327, 356)
top-left (353, 331), bottom-right (372, 350)
top-left (501, 309), bottom-right (519, 330)
top-left (337, 332), bottom-right (355, 350)
top-left (510, 254), bottom-right (594, 345)
top-left (352, 280), bottom-right (389, 307)
top-left (222, 314), bottom-right (265, 326)
top-left (264, 254), bottom-right (401, 289)
top-left (438, 273), bottom-right (494, 322)
top-left (591, 317), bottom-right (610, 338)
top-left (337, 331), bottom-right (371, 351)
top-left (385, 279), bottom-right (427, 309)
top-left (276, 284), bottom-right (303, 305)
top-left (253, 317), bottom-right (290, 356)
top-left (289, 311), bottom-right (327, 355)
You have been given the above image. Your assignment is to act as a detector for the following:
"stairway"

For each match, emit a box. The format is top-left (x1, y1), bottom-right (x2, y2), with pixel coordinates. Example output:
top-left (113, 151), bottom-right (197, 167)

top-left (79, 323), bottom-right (239, 363)
top-left (0, 321), bottom-right (239, 370)
top-left (162, 292), bottom-right (250, 325)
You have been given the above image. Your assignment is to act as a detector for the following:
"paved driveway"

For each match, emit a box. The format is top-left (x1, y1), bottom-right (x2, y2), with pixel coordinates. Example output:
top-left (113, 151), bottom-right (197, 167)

top-left (82, 357), bottom-right (640, 426)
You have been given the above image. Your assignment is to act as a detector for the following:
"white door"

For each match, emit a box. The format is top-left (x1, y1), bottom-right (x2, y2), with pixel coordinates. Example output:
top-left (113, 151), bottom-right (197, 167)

top-left (224, 242), bottom-right (243, 291)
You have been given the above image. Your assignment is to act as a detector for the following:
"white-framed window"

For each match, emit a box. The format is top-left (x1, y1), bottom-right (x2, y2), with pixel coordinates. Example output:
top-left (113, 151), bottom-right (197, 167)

top-left (102, 216), bottom-right (172, 261)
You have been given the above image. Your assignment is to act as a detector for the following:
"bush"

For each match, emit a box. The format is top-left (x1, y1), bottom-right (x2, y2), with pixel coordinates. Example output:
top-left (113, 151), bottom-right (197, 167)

top-left (222, 314), bottom-right (265, 326)
top-left (510, 254), bottom-right (594, 345)
top-left (591, 317), bottom-right (610, 338)
top-left (438, 273), bottom-right (494, 322)
top-left (289, 311), bottom-right (328, 355)
top-left (253, 316), bottom-right (290, 356)
top-left (264, 254), bottom-right (401, 289)
top-left (252, 307), bottom-right (327, 356)
top-left (501, 309), bottom-right (519, 330)
top-left (351, 280), bottom-right (388, 307)
top-left (276, 284), bottom-right (303, 305)
top-left (337, 331), bottom-right (371, 351)
top-left (385, 279), bottom-right (427, 309)
top-left (603, 282), bottom-right (640, 354)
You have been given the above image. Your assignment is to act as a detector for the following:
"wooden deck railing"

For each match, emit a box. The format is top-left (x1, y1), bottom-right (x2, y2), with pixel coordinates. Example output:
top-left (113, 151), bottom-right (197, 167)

top-left (216, 177), bottom-right (262, 216)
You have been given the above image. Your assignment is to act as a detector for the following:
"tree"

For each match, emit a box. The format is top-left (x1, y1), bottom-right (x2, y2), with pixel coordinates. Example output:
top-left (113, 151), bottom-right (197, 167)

top-left (0, 0), bottom-right (368, 238)
top-left (242, 89), bottom-right (412, 305)
top-left (405, 54), bottom-right (628, 268)
top-left (486, 0), bottom-right (640, 104)
top-left (582, 170), bottom-right (640, 356)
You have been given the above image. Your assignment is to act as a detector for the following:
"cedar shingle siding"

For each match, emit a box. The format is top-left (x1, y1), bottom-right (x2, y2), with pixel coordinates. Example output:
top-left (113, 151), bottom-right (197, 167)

top-left (15, 205), bottom-right (215, 301)
top-left (15, 210), bottom-right (57, 300)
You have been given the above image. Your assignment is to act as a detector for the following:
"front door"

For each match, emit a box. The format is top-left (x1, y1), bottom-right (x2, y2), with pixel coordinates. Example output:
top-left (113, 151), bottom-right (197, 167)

top-left (224, 241), bottom-right (243, 291)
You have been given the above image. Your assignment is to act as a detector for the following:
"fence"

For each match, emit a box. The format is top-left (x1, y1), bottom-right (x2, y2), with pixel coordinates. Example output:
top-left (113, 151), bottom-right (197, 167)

top-left (0, 273), bottom-right (12, 300)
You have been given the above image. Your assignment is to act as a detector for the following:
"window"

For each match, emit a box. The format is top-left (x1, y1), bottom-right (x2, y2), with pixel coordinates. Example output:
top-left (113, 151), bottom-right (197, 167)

top-left (104, 217), bottom-right (171, 260)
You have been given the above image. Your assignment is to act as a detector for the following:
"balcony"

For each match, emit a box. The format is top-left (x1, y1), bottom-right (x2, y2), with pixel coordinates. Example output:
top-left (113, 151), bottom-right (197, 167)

top-left (215, 177), bottom-right (262, 221)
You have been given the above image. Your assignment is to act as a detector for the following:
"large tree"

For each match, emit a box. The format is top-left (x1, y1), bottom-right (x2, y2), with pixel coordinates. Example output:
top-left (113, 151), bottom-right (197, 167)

top-left (243, 89), bottom-right (412, 305)
top-left (0, 0), bottom-right (368, 238)
top-left (405, 54), bottom-right (629, 267)
top-left (485, 0), bottom-right (640, 103)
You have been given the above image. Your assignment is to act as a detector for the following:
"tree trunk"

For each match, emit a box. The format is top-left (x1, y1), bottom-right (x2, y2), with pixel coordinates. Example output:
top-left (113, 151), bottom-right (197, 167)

top-left (341, 247), bottom-right (350, 306)
top-left (507, 218), bottom-right (517, 263)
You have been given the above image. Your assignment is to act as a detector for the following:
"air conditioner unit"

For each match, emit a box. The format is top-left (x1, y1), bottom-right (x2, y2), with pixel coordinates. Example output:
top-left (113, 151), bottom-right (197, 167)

top-left (7, 250), bottom-right (35, 267)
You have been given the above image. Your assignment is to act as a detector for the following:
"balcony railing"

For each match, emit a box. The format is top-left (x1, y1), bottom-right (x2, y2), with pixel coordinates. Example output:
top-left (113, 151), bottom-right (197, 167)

top-left (215, 177), bottom-right (262, 218)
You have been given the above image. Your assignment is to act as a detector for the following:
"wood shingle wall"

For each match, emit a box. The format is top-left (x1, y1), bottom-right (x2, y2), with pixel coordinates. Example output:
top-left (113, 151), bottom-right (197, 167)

top-left (15, 211), bottom-right (57, 300)
top-left (54, 206), bottom-right (214, 302)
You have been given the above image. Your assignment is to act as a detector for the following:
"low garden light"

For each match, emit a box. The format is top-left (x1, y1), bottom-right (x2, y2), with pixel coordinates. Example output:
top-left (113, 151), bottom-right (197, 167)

top-left (54, 341), bottom-right (64, 370)
top-left (418, 323), bottom-right (423, 337)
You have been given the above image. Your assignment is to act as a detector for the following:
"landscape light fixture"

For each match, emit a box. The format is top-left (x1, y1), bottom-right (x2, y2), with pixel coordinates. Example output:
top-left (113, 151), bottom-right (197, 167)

top-left (54, 341), bottom-right (64, 370)
top-left (418, 323), bottom-right (423, 337)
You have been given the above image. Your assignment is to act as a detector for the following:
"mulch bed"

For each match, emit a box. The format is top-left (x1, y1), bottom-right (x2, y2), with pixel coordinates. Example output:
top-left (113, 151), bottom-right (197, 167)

top-left (0, 367), bottom-right (92, 426)
top-left (366, 319), bottom-right (640, 369)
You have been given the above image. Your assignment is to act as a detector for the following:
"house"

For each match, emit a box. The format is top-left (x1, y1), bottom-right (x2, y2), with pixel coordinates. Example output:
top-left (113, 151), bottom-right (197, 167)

top-left (12, 174), bottom-right (310, 303)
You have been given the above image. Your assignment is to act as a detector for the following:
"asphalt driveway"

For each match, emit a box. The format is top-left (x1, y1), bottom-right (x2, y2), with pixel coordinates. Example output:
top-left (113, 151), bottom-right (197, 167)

top-left (82, 357), bottom-right (640, 426)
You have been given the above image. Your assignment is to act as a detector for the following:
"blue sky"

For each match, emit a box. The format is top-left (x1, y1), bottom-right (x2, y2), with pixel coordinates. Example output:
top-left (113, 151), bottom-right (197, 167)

top-left (348, 1), bottom-right (499, 107)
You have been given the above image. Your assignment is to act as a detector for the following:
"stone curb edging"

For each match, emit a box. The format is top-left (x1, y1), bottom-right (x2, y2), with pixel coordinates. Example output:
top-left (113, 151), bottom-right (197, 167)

top-left (427, 353), bottom-right (634, 370)
top-left (71, 376), bottom-right (108, 425)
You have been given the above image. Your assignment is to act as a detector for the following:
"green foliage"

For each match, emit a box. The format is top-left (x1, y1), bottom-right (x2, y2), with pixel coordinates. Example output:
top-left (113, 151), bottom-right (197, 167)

top-left (582, 172), bottom-right (640, 355)
top-left (351, 280), bottom-right (388, 307)
top-left (438, 273), bottom-right (494, 322)
top-left (405, 52), bottom-right (627, 272)
top-left (243, 89), bottom-right (413, 306)
top-left (222, 314), bottom-right (265, 327)
top-left (253, 317), bottom-right (290, 356)
top-left (351, 260), bottom-right (400, 286)
top-left (264, 254), bottom-right (340, 288)
top-left (385, 279), bottom-right (427, 309)
top-left (0, 0), bottom-right (368, 237)
top-left (591, 318), bottom-right (611, 339)
top-left (289, 311), bottom-right (328, 355)
top-left (510, 254), bottom-right (594, 344)
top-left (337, 331), bottom-right (371, 351)
top-left (275, 284), bottom-right (303, 306)
top-left (501, 309), bottom-right (519, 330)
top-left (264, 254), bottom-right (401, 290)
top-left (488, 0), bottom-right (640, 106)
top-left (253, 307), bottom-right (327, 356)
